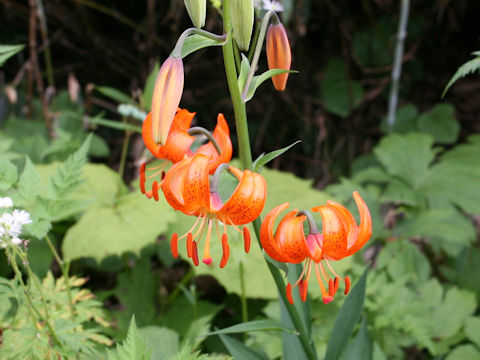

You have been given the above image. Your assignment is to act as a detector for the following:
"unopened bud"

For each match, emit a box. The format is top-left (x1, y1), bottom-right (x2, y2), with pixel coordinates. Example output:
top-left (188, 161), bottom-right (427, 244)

top-left (266, 23), bottom-right (291, 91)
top-left (184, 0), bottom-right (206, 28)
top-left (4, 86), bottom-right (17, 104)
top-left (231, 0), bottom-right (254, 51)
top-left (151, 56), bottom-right (184, 145)
top-left (68, 72), bottom-right (81, 103)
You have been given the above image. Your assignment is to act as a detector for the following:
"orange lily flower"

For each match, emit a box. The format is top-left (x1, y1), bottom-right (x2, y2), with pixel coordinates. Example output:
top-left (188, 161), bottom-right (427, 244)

top-left (163, 154), bottom-right (267, 268)
top-left (266, 23), bottom-right (291, 91)
top-left (151, 56), bottom-right (184, 145)
top-left (260, 191), bottom-right (372, 304)
top-left (140, 108), bottom-right (233, 198)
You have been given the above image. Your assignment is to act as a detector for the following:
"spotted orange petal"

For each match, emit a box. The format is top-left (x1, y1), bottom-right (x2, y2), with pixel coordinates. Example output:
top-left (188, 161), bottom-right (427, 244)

top-left (260, 203), bottom-right (291, 263)
top-left (275, 212), bottom-right (309, 263)
top-left (313, 205), bottom-right (348, 261)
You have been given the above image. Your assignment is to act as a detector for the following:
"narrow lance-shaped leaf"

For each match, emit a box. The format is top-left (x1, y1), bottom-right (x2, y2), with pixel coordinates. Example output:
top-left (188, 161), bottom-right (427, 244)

top-left (325, 267), bottom-right (369, 360)
top-left (0, 44), bottom-right (24, 67)
top-left (218, 333), bottom-right (268, 360)
top-left (244, 69), bottom-right (297, 102)
top-left (95, 85), bottom-right (135, 105)
top-left (203, 320), bottom-right (297, 337)
top-left (253, 140), bottom-right (301, 172)
top-left (180, 34), bottom-right (227, 58)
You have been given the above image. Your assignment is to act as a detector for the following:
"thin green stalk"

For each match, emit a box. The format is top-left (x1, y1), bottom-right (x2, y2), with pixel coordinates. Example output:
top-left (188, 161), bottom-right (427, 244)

top-left (118, 118), bottom-right (131, 179)
top-left (45, 235), bottom-right (75, 318)
top-left (172, 28), bottom-right (227, 58)
top-left (241, 10), bottom-right (278, 101)
top-left (222, 1), bottom-right (317, 359)
top-left (247, 21), bottom-right (261, 62)
top-left (9, 247), bottom-right (63, 348)
top-left (239, 262), bottom-right (248, 323)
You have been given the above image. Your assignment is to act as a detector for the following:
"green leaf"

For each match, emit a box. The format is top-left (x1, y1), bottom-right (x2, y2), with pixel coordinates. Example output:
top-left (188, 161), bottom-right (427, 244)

top-left (325, 267), bottom-right (369, 360)
top-left (443, 51), bottom-right (480, 97)
top-left (320, 59), bottom-right (364, 118)
top-left (62, 191), bottom-right (176, 262)
top-left (18, 157), bottom-right (42, 201)
top-left (417, 104), bottom-right (460, 144)
top-left (380, 104), bottom-right (419, 134)
top-left (445, 345), bottom-right (480, 360)
top-left (0, 44), bottom-right (24, 67)
top-left (253, 141), bottom-right (301, 172)
top-left (344, 317), bottom-right (373, 360)
top-left (396, 208), bottom-right (476, 257)
top-left (374, 133), bottom-right (437, 189)
top-left (244, 68), bottom-right (296, 102)
top-left (0, 157), bottom-right (18, 190)
top-left (143, 61), bottom-right (160, 111)
top-left (138, 326), bottom-right (179, 360)
top-left (218, 334), bottom-right (268, 360)
top-left (180, 34), bottom-right (226, 59)
top-left (381, 178), bottom-right (423, 206)
top-left (352, 18), bottom-right (394, 68)
top-left (113, 258), bottom-right (156, 328)
top-left (237, 54), bottom-right (250, 95)
top-left (204, 320), bottom-right (297, 337)
top-left (107, 316), bottom-right (152, 360)
top-left (84, 115), bottom-right (142, 133)
top-left (465, 317), bottom-right (480, 348)
top-left (47, 134), bottom-right (92, 199)
top-left (95, 86), bottom-right (134, 105)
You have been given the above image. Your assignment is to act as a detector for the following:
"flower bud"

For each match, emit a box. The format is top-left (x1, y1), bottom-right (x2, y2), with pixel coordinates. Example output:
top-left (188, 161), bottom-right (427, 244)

top-left (266, 23), bottom-right (291, 91)
top-left (151, 56), bottom-right (184, 145)
top-left (231, 0), bottom-right (254, 51)
top-left (184, 0), bottom-right (206, 28)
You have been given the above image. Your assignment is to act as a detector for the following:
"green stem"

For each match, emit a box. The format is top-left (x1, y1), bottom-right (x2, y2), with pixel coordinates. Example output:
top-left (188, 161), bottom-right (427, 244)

top-left (45, 235), bottom-right (75, 318)
top-left (222, 1), bottom-right (317, 359)
top-left (172, 28), bottom-right (227, 58)
top-left (241, 10), bottom-right (278, 101)
top-left (118, 116), bottom-right (131, 179)
top-left (239, 262), bottom-right (248, 323)
top-left (10, 247), bottom-right (63, 348)
top-left (222, 1), bottom-right (252, 170)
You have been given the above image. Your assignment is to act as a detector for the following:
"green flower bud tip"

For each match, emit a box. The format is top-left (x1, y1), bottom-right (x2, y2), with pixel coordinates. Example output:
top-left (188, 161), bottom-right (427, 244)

top-left (184, 0), bottom-right (206, 28)
top-left (231, 0), bottom-right (255, 51)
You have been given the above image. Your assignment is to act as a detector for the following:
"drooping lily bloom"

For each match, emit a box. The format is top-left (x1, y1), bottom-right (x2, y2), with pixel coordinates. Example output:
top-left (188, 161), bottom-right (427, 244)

top-left (266, 23), bottom-right (291, 91)
top-left (151, 56), bottom-right (184, 145)
top-left (260, 191), bottom-right (372, 304)
top-left (140, 108), bottom-right (233, 198)
top-left (163, 154), bottom-right (267, 268)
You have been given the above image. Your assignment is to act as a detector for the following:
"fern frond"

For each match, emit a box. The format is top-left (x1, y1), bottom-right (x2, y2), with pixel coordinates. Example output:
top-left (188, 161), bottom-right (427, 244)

top-left (442, 51), bottom-right (480, 97)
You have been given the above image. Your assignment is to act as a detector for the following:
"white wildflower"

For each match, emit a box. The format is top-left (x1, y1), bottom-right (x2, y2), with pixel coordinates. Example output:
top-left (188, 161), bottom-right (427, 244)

top-left (11, 237), bottom-right (22, 245)
top-left (12, 209), bottom-right (32, 226)
top-left (0, 213), bottom-right (21, 237)
top-left (0, 197), bottom-right (13, 208)
top-left (260, 0), bottom-right (284, 12)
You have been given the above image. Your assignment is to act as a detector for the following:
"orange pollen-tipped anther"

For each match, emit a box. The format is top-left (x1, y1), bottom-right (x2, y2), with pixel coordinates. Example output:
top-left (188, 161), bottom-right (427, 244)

top-left (186, 232), bottom-right (193, 258)
top-left (170, 233), bottom-right (179, 258)
top-left (328, 279), bottom-right (334, 297)
top-left (192, 241), bottom-right (199, 266)
top-left (161, 171), bottom-right (166, 181)
top-left (286, 283), bottom-right (294, 305)
top-left (140, 163), bottom-right (146, 194)
top-left (243, 227), bottom-right (251, 253)
top-left (334, 277), bottom-right (339, 294)
top-left (220, 233), bottom-right (230, 268)
top-left (152, 181), bottom-right (159, 201)
top-left (344, 276), bottom-right (351, 295)
top-left (300, 280), bottom-right (308, 302)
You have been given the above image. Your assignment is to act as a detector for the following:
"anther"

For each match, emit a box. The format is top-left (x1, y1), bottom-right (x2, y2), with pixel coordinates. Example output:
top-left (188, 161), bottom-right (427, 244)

top-left (328, 278), bottom-right (334, 297)
top-left (334, 277), bottom-right (339, 294)
top-left (152, 181), bottom-right (159, 201)
top-left (300, 280), bottom-right (308, 302)
top-left (170, 233), bottom-right (179, 258)
top-left (286, 283), bottom-right (294, 305)
top-left (344, 276), bottom-right (351, 295)
top-left (192, 241), bottom-right (199, 266)
top-left (243, 227), bottom-right (251, 253)
top-left (161, 171), bottom-right (166, 181)
top-left (140, 163), bottom-right (146, 194)
top-left (186, 233), bottom-right (193, 258)
top-left (220, 233), bottom-right (230, 268)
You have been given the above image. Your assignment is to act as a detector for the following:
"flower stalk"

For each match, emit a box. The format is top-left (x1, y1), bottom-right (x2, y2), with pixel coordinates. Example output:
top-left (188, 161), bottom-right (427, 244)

top-left (221, 1), bottom-right (317, 358)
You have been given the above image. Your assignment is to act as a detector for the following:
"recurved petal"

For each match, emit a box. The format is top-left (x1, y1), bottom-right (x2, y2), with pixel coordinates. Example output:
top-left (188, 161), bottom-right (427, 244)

top-left (182, 154), bottom-right (211, 213)
top-left (313, 205), bottom-right (348, 261)
top-left (260, 203), bottom-right (291, 262)
top-left (275, 213), bottom-right (309, 263)
top-left (162, 158), bottom-right (190, 213)
top-left (324, 200), bottom-right (359, 251)
top-left (218, 169), bottom-right (267, 225)
top-left (195, 113), bottom-right (233, 173)
top-left (151, 57), bottom-right (184, 145)
top-left (345, 191), bottom-right (372, 256)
